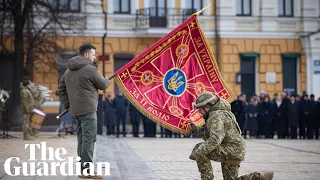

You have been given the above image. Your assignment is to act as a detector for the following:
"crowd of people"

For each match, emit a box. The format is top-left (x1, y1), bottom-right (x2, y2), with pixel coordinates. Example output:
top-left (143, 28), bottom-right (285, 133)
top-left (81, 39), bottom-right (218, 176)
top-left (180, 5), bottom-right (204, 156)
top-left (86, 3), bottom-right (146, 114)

top-left (231, 91), bottom-right (320, 139)
top-left (102, 90), bottom-right (320, 139)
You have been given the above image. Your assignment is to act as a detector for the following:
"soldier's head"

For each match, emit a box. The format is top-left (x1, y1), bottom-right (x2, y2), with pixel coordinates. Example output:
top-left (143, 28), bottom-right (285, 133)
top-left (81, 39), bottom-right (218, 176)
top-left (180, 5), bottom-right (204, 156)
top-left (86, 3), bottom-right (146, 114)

top-left (22, 76), bottom-right (31, 88)
top-left (79, 43), bottom-right (96, 62)
top-left (192, 92), bottom-right (219, 120)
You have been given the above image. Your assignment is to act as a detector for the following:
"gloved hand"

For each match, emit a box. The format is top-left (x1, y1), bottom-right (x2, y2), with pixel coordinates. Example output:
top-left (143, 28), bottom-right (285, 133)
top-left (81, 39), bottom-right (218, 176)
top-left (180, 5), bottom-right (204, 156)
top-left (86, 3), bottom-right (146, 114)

top-left (189, 151), bottom-right (199, 161)
top-left (189, 122), bottom-right (197, 133)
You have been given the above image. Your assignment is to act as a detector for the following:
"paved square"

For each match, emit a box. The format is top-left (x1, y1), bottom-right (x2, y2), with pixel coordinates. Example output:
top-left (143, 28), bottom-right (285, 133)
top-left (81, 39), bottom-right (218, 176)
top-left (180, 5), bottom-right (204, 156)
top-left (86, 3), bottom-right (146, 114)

top-left (1, 133), bottom-right (320, 179)
top-left (97, 136), bottom-right (320, 180)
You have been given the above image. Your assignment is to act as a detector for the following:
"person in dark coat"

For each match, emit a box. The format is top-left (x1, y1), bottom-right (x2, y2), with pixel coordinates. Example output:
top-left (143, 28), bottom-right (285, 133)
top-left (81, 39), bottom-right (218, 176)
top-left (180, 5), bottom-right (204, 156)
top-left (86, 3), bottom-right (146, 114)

top-left (113, 91), bottom-right (128, 137)
top-left (272, 96), bottom-right (287, 139)
top-left (104, 94), bottom-right (116, 135)
top-left (231, 95), bottom-right (246, 133)
top-left (280, 91), bottom-right (290, 137)
top-left (246, 96), bottom-right (259, 138)
top-left (288, 95), bottom-right (299, 139)
top-left (313, 98), bottom-right (320, 139)
top-left (258, 96), bottom-right (273, 138)
top-left (129, 103), bottom-right (141, 137)
top-left (298, 94), bottom-right (314, 139)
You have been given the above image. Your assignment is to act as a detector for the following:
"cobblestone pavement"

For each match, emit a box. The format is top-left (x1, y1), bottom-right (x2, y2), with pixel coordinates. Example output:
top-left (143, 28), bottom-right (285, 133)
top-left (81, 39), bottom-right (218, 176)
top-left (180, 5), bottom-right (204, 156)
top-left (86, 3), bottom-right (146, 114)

top-left (97, 136), bottom-right (320, 180)
top-left (1, 132), bottom-right (320, 180)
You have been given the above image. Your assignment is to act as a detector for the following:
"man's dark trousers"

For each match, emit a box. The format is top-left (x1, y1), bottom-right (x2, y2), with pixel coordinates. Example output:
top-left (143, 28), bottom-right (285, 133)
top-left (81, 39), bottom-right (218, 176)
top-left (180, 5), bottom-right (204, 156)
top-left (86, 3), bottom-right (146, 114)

top-left (116, 112), bottom-right (127, 136)
top-left (75, 111), bottom-right (97, 171)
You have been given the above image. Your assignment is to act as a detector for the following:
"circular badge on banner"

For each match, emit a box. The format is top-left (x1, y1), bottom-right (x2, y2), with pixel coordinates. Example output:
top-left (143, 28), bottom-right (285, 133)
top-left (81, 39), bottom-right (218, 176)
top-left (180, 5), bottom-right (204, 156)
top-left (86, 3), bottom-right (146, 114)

top-left (176, 44), bottom-right (189, 59)
top-left (141, 70), bottom-right (154, 86)
top-left (163, 68), bottom-right (187, 97)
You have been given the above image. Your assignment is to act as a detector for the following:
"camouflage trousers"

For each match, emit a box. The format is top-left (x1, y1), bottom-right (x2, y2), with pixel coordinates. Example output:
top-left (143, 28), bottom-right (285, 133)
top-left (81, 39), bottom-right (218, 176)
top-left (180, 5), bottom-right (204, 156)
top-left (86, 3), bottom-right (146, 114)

top-left (193, 143), bottom-right (261, 180)
top-left (31, 128), bottom-right (40, 138)
top-left (23, 113), bottom-right (33, 138)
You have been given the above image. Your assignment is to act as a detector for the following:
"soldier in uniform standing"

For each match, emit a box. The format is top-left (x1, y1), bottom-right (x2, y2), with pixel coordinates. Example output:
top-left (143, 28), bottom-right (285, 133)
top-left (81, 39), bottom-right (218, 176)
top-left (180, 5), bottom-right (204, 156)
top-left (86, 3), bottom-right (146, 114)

top-left (30, 82), bottom-right (45, 138)
top-left (20, 77), bottom-right (35, 140)
top-left (189, 92), bottom-right (274, 180)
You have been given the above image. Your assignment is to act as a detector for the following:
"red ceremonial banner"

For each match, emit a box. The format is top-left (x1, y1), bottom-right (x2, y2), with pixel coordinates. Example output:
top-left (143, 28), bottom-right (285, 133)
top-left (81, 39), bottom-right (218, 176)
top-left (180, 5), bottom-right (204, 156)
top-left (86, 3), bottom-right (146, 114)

top-left (114, 14), bottom-right (235, 135)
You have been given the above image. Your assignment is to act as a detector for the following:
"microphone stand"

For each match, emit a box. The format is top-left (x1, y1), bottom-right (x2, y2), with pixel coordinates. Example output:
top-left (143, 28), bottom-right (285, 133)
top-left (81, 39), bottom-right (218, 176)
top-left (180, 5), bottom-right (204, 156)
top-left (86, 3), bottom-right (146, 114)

top-left (1, 102), bottom-right (18, 139)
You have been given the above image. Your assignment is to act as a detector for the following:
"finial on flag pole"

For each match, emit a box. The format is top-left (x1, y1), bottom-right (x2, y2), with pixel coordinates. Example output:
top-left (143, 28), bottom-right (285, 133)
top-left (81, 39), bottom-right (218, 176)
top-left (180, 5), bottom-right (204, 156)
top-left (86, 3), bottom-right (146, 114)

top-left (195, 3), bottom-right (212, 16)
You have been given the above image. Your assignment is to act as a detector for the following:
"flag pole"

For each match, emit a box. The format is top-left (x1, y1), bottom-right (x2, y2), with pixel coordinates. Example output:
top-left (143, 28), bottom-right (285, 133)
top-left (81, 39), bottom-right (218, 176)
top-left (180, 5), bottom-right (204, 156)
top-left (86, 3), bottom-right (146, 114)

top-left (195, 3), bottom-right (212, 16)
top-left (56, 74), bottom-right (116, 120)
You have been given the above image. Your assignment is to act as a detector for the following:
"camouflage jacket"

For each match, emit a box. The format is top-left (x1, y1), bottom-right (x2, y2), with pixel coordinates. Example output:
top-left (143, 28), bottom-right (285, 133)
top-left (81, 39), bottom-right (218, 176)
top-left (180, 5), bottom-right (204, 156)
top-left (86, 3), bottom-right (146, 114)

top-left (30, 86), bottom-right (45, 108)
top-left (20, 85), bottom-right (35, 113)
top-left (194, 98), bottom-right (246, 161)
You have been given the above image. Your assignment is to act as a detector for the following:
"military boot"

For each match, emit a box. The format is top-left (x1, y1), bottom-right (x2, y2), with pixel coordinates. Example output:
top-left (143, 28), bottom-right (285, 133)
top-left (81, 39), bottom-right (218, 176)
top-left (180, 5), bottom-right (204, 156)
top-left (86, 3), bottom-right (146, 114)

top-left (260, 171), bottom-right (274, 180)
top-left (79, 171), bottom-right (103, 179)
top-left (23, 134), bottom-right (34, 140)
top-left (33, 130), bottom-right (40, 138)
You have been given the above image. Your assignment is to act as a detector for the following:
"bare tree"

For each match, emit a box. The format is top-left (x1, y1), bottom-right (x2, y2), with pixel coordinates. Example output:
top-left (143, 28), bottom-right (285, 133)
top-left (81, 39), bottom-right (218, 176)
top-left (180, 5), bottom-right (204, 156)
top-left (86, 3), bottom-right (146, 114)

top-left (0, 0), bottom-right (87, 125)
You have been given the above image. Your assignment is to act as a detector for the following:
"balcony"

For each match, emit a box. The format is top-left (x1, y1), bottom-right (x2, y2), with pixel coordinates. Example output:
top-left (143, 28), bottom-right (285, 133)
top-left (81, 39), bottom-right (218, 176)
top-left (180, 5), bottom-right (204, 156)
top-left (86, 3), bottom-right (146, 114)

top-left (134, 7), bottom-right (215, 36)
top-left (136, 8), bottom-right (192, 29)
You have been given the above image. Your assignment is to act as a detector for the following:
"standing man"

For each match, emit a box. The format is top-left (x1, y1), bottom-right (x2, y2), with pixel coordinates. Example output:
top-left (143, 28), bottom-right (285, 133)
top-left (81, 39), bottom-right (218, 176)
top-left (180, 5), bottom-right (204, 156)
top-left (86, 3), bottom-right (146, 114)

top-left (288, 95), bottom-right (299, 139)
top-left (103, 94), bottom-right (116, 136)
top-left (58, 44), bottom-right (110, 178)
top-left (129, 103), bottom-right (141, 137)
top-left (20, 77), bottom-right (35, 140)
top-left (30, 82), bottom-right (45, 138)
top-left (113, 91), bottom-right (128, 137)
top-left (189, 92), bottom-right (273, 180)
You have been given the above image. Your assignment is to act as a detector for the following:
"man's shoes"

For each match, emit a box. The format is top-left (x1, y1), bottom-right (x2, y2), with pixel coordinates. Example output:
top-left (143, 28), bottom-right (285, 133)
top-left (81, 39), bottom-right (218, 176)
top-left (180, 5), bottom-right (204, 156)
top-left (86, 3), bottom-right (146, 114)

top-left (260, 171), bottom-right (274, 180)
top-left (79, 172), bottom-right (103, 179)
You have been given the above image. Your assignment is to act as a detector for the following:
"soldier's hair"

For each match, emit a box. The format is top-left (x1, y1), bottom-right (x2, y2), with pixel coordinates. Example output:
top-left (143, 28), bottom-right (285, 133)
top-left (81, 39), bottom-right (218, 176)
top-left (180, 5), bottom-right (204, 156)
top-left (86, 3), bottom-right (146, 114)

top-left (79, 44), bottom-right (96, 55)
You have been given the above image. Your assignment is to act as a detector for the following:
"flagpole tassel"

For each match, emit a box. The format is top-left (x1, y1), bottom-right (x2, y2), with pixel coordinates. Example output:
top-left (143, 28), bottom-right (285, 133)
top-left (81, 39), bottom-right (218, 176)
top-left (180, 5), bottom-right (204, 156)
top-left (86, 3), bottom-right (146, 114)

top-left (195, 3), bottom-right (212, 16)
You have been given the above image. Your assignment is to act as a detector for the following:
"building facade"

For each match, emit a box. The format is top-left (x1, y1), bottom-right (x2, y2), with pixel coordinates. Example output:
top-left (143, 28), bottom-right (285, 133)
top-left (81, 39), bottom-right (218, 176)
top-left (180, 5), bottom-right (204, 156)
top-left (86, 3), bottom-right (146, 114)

top-left (32, 0), bottom-right (320, 116)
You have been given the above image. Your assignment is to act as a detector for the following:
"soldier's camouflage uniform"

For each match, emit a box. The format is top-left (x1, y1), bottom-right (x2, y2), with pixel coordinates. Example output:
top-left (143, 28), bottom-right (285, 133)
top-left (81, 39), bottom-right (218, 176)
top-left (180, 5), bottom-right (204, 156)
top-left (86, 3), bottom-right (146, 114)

top-left (191, 92), bottom-right (272, 180)
top-left (30, 84), bottom-right (45, 138)
top-left (20, 83), bottom-right (35, 140)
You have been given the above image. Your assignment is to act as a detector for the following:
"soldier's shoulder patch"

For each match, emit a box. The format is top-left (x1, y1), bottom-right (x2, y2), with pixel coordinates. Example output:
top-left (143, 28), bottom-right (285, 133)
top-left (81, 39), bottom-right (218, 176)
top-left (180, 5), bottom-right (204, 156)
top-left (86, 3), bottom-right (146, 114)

top-left (22, 91), bottom-right (28, 98)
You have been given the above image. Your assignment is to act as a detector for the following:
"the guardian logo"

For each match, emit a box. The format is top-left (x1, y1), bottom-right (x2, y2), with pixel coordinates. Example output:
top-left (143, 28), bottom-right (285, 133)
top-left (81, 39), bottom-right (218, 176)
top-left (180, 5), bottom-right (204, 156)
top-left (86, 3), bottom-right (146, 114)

top-left (4, 142), bottom-right (110, 176)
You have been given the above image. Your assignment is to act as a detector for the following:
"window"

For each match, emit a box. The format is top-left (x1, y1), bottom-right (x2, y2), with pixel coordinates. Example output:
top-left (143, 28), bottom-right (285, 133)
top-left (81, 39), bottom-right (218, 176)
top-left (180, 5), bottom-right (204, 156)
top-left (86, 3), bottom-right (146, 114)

top-left (114, 0), bottom-right (130, 14)
top-left (185, 0), bottom-right (203, 14)
top-left (278, 0), bottom-right (293, 17)
top-left (236, 0), bottom-right (251, 16)
top-left (52, 0), bottom-right (80, 12)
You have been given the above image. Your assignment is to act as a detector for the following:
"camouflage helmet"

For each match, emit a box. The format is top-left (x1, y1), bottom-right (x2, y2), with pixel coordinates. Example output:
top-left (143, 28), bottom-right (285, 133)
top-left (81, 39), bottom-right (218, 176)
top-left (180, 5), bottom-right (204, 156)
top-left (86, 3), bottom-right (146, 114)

top-left (192, 92), bottom-right (218, 109)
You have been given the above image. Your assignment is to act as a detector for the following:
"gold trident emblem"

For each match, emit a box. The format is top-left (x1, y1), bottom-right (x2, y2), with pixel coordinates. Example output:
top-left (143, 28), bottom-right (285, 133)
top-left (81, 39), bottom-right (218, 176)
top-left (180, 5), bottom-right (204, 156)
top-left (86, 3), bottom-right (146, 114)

top-left (167, 72), bottom-right (185, 92)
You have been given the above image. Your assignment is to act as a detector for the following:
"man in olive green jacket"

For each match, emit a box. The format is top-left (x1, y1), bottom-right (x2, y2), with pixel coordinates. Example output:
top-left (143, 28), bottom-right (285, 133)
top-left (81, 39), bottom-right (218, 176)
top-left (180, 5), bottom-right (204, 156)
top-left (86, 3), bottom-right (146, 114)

top-left (58, 44), bottom-right (110, 179)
